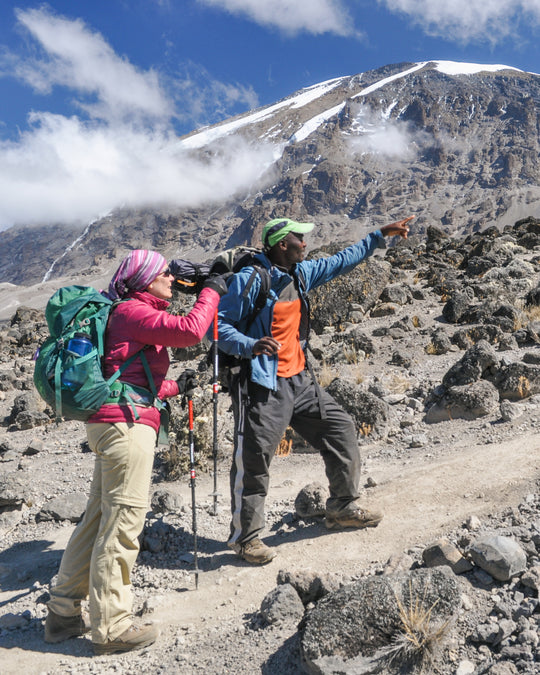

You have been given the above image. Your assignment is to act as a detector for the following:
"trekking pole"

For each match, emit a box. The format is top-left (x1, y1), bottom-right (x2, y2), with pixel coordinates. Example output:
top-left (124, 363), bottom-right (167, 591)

top-left (210, 308), bottom-right (220, 515)
top-left (187, 393), bottom-right (199, 589)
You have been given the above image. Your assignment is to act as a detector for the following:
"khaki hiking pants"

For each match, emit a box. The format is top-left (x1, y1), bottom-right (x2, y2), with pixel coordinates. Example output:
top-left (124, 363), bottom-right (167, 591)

top-left (47, 422), bottom-right (156, 644)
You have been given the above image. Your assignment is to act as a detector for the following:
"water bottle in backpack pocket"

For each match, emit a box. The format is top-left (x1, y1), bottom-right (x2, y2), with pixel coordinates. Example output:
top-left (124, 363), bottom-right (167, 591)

top-left (61, 332), bottom-right (94, 391)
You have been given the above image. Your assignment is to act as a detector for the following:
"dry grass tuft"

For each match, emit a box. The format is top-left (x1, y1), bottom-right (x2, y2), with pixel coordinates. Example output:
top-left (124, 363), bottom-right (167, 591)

top-left (317, 361), bottom-right (338, 388)
top-left (158, 442), bottom-right (188, 481)
top-left (343, 345), bottom-right (363, 364)
top-left (524, 304), bottom-right (540, 322)
top-left (358, 422), bottom-right (372, 436)
top-left (517, 375), bottom-right (531, 399)
top-left (386, 372), bottom-right (412, 394)
top-left (382, 581), bottom-right (452, 672)
top-left (351, 364), bottom-right (365, 385)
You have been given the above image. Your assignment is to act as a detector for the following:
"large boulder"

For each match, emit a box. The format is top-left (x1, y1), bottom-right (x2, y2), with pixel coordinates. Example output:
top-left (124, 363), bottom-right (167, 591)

top-left (326, 379), bottom-right (390, 440)
top-left (301, 568), bottom-right (460, 674)
top-left (450, 325), bottom-right (505, 350)
top-left (309, 258), bottom-right (391, 334)
top-left (442, 287), bottom-right (476, 324)
top-left (490, 361), bottom-right (540, 400)
top-left (442, 340), bottom-right (499, 387)
top-left (424, 380), bottom-right (500, 423)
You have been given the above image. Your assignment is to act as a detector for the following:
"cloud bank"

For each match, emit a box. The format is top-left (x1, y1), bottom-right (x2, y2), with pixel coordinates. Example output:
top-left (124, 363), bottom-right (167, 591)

top-left (379, 0), bottom-right (540, 44)
top-left (0, 7), bottom-right (270, 230)
top-left (197, 0), bottom-right (356, 37)
top-left (0, 112), bottom-right (276, 229)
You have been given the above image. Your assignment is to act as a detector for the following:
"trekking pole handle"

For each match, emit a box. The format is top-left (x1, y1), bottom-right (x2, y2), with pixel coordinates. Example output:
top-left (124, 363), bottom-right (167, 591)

top-left (188, 396), bottom-right (195, 481)
top-left (188, 396), bottom-right (194, 428)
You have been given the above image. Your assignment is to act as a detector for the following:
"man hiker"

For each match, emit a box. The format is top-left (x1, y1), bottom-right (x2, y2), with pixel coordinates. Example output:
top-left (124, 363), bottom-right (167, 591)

top-left (215, 215), bottom-right (414, 564)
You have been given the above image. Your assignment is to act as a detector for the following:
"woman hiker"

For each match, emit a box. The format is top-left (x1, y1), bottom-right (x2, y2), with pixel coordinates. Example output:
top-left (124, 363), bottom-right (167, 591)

top-left (44, 249), bottom-right (228, 655)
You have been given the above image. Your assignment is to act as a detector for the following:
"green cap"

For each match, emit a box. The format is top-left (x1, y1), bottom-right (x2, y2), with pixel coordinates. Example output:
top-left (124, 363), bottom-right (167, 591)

top-left (262, 218), bottom-right (315, 250)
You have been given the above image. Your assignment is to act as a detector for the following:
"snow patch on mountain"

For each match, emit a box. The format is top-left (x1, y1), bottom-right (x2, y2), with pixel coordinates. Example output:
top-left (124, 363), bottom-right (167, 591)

top-left (433, 60), bottom-right (522, 75)
top-left (289, 102), bottom-right (346, 143)
top-left (353, 62), bottom-right (426, 99)
top-left (177, 77), bottom-right (346, 150)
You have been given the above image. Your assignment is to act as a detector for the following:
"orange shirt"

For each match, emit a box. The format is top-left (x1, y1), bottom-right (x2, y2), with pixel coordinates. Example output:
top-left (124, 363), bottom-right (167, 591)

top-left (271, 282), bottom-right (305, 377)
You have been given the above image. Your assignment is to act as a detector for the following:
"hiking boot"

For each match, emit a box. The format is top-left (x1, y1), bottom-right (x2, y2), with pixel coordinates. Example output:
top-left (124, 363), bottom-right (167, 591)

top-left (93, 623), bottom-right (158, 655)
top-left (325, 504), bottom-right (383, 530)
top-left (230, 537), bottom-right (276, 564)
top-left (44, 609), bottom-right (91, 643)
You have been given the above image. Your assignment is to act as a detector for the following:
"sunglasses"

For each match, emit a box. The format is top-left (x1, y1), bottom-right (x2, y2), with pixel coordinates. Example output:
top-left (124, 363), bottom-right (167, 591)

top-left (158, 267), bottom-right (172, 277)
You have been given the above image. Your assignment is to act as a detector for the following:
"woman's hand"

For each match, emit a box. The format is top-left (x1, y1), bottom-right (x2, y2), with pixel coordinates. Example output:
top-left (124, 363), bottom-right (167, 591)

top-left (176, 369), bottom-right (197, 396)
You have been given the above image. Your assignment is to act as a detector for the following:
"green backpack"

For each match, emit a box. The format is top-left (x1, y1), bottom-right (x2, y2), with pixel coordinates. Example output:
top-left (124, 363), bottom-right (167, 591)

top-left (33, 285), bottom-right (156, 422)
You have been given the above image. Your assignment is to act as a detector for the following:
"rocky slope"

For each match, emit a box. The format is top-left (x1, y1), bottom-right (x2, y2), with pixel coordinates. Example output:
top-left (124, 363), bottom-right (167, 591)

top-left (3, 61), bottom-right (540, 291)
top-left (1, 218), bottom-right (540, 673)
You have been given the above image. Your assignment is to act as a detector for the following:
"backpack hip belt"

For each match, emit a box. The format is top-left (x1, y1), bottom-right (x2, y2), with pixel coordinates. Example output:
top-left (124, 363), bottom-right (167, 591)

top-left (105, 349), bottom-right (166, 420)
top-left (106, 381), bottom-right (157, 408)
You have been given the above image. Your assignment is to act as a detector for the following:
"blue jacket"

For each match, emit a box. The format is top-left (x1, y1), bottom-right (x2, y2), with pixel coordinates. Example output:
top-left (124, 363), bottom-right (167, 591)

top-left (215, 230), bottom-right (384, 390)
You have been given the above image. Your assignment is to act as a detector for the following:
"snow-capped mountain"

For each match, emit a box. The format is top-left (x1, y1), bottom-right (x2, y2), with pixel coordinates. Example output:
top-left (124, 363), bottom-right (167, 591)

top-left (2, 60), bottom-right (540, 286)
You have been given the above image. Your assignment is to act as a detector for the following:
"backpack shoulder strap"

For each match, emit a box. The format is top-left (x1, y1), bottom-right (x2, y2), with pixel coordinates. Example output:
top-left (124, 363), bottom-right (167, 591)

top-left (240, 263), bottom-right (272, 323)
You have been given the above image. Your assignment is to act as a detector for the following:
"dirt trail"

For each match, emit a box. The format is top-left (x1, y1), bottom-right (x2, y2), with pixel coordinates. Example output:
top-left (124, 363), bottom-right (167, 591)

top-left (2, 432), bottom-right (539, 674)
top-left (158, 432), bottom-right (540, 624)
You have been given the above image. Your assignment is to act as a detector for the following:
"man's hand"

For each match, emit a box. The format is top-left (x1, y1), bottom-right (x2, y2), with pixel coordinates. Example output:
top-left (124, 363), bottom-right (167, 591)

top-left (252, 336), bottom-right (281, 356)
top-left (380, 215), bottom-right (415, 239)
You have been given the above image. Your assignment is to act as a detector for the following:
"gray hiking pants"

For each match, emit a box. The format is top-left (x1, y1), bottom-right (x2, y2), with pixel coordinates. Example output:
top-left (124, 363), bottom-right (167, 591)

top-left (228, 369), bottom-right (360, 546)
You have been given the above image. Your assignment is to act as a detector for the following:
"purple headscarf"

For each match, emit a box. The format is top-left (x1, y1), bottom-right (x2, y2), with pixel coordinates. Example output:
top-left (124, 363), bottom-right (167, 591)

top-left (105, 250), bottom-right (167, 300)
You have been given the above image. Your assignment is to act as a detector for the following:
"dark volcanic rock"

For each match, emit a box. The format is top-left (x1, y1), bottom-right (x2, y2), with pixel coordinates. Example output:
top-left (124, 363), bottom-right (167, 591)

top-left (468, 536), bottom-right (528, 582)
top-left (309, 258), bottom-right (392, 334)
top-left (425, 379), bottom-right (500, 423)
top-left (326, 379), bottom-right (390, 440)
top-left (492, 361), bottom-right (540, 400)
top-left (301, 568), bottom-right (460, 674)
top-left (442, 340), bottom-right (499, 387)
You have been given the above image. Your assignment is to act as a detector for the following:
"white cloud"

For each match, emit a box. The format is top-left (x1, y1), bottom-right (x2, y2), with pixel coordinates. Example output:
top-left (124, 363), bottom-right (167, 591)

top-left (0, 8), bottom-right (274, 230)
top-left (379, 0), bottom-right (540, 44)
top-left (0, 112), bottom-right (277, 229)
top-left (197, 0), bottom-right (357, 36)
top-left (346, 106), bottom-right (430, 160)
top-left (12, 7), bottom-right (174, 124)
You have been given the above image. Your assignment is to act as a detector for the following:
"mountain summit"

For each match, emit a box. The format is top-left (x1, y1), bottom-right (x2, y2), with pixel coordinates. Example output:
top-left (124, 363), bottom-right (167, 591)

top-left (2, 60), bottom-right (540, 287)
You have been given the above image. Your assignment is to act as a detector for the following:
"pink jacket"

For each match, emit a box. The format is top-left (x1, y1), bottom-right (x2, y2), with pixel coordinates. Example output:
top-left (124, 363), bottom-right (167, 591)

top-left (87, 287), bottom-right (219, 432)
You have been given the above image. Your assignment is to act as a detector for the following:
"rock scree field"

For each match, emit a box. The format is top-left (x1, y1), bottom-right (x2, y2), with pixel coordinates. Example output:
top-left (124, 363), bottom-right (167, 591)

top-left (1, 220), bottom-right (540, 673)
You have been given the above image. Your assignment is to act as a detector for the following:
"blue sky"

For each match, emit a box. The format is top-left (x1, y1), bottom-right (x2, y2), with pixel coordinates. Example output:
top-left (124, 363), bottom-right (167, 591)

top-left (1, 0), bottom-right (540, 230)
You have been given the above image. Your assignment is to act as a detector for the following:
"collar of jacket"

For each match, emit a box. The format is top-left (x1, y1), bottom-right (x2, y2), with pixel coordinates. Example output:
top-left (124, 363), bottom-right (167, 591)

top-left (126, 289), bottom-right (170, 311)
top-left (255, 251), bottom-right (300, 278)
